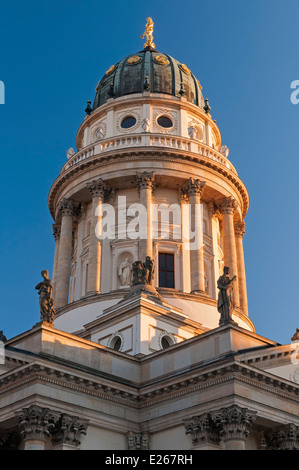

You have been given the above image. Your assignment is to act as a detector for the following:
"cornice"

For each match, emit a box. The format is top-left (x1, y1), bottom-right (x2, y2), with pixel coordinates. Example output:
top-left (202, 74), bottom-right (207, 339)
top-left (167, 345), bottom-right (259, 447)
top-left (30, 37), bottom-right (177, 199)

top-left (48, 149), bottom-right (249, 220)
top-left (1, 354), bottom-right (298, 417)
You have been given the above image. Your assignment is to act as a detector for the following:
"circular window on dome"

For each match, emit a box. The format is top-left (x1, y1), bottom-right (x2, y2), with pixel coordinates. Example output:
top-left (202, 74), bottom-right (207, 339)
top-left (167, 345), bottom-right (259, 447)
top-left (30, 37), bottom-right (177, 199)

top-left (121, 116), bottom-right (137, 129)
top-left (160, 335), bottom-right (175, 350)
top-left (157, 115), bottom-right (173, 128)
top-left (109, 335), bottom-right (122, 351)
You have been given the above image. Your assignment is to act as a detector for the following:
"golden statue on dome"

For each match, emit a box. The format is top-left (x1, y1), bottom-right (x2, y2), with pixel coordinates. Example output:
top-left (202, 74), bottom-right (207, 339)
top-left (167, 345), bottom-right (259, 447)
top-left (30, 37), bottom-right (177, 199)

top-left (141, 17), bottom-right (155, 49)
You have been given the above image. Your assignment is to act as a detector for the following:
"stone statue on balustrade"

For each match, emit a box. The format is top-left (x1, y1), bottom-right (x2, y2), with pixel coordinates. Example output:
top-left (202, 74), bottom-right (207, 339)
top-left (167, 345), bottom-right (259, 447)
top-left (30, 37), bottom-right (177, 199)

top-left (35, 270), bottom-right (55, 325)
top-left (217, 266), bottom-right (237, 326)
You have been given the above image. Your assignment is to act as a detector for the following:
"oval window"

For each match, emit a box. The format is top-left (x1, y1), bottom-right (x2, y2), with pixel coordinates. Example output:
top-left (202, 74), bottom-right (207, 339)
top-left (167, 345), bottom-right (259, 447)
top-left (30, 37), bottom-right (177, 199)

top-left (121, 116), bottom-right (137, 129)
top-left (161, 336), bottom-right (173, 349)
top-left (110, 335), bottom-right (122, 351)
top-left (157, 115), bottom-right (173, 128)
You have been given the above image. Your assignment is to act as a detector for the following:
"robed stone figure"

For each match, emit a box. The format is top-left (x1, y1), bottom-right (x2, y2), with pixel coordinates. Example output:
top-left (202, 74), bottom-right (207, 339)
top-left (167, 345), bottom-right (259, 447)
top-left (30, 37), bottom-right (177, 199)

top-left (35, 270), bottom-right (55, 324)
top-left (217, 266), bottom-right (237, 326)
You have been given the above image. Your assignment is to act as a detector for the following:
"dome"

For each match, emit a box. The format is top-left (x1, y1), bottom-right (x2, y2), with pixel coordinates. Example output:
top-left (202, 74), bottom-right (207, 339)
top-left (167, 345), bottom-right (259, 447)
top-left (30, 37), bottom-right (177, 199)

top-left (92, 48), bottom-right (205, 110)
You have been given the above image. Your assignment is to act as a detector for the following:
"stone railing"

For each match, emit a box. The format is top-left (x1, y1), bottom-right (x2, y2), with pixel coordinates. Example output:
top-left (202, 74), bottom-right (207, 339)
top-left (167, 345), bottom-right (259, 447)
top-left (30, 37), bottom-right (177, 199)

top-left (61, 134), bottom-right (237, 175)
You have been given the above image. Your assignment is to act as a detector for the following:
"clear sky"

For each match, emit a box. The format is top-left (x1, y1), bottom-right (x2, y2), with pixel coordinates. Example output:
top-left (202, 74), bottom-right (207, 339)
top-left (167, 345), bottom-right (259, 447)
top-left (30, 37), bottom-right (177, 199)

top-left (0, 0), bottom-right (298, 345)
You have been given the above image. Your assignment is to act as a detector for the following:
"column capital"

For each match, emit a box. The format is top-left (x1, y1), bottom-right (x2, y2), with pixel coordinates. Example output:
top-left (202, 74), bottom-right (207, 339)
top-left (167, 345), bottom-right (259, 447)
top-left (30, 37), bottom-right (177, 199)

top-left (208, 201), bottom-right (221, 219)
top-left (265, 423), bottom-right (299, 450)
top-left (136, 171), bottom-right (156, 191)
top-left (219, 196), bottom-right (238, 215)
top-left (51, 414), bottom-right (88, 448)
top-left (52, 224), bottom-right (61, 240)
top-left (15, 405), bottom-right (60, 443)
top-left (185, 414), bottom-right (220, 447)
top-left (182, 177), bottom-right (206, 197)
top-left (57, 198), bottom-right (76, 217)
top-left (235, 221), bottom-right (246, 239)
top-left (213, 405), bottom-right (256, 443)
top-left (86, 178), bottom-right (111, 200)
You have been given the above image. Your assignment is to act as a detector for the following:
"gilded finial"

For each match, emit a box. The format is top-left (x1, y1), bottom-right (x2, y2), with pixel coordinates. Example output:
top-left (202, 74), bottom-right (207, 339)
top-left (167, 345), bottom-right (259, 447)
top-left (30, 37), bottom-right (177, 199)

top-left (141, 17), bottom-right (155, 50)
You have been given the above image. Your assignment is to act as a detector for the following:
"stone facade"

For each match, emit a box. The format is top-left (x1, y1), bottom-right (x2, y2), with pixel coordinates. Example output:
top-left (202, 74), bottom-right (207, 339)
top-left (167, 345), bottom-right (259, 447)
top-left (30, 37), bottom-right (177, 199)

top-left (0, 28), bottom-right (298, 451)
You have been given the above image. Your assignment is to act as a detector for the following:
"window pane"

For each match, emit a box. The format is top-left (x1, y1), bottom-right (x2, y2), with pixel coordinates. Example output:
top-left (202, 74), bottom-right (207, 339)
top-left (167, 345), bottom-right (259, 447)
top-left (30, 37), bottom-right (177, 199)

top-left (166, 271), bottom-right (174, 288)
top-left (159, 253), bottom-right (165, 269)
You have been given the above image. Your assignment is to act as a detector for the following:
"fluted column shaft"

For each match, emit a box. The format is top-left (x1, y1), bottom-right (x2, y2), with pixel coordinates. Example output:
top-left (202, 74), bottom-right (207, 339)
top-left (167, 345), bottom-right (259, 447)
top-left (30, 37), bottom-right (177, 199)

top-left (136, 172), bottom-right (155, 261)
top-left (55, 200), bottom-right (74, 308)
top-left (235, 221), bottom-right (248, 315)
top-left (86, 179), bottom-right (107, 295)
top-left (219, 197), bottom-right (240, 307)
top-left (183, 178), bottom-right (206, 294)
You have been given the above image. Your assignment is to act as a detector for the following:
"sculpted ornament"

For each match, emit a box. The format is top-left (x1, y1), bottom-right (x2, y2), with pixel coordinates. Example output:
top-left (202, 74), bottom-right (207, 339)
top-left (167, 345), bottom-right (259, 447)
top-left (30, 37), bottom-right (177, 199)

top-left (66, 148), bottom-right (75, 160)
top-left (35, 270), bottom-right (55, 324)
top-left (132, 256), bottom-right (155, 286)
top-left (141, 117), bottom-right (150, 132)
top-left (118, 258), bottom-right (132, 286)
top-left (217, 266), bottom-right (237, 326)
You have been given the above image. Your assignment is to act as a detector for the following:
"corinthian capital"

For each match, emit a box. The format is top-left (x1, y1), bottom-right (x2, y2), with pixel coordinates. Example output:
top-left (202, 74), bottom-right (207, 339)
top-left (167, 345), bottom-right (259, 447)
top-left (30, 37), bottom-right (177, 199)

top-left (15, 405), bottom-right (60, 442)
top-left (57, 198), bottom-right (76, 217)
top-left (182, 177), bottom-right (206, 197)
top-left (213, 405), bottom-right (256, 443)
top-left (219, 196), bottom-right (238, 215)
top-left (185, 414), bottom-right (220, 446)
top-left (136, 171), bottom-right (156, 191)
top-left (52, 224), bottom-right (61, 240)
top-left (51, 414), bottom-right (88, 448)
top-left (235, 221), bottom-right (246, 238)
top-left (86, 178), bottom-right (110, 199)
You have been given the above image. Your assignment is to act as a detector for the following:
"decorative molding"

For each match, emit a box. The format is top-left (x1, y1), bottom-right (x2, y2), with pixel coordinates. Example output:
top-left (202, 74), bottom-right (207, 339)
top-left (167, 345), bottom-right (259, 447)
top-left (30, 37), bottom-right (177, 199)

top-left (127, 431), bottom-right (150, 450)
top-left (57, 198), bottom-right (76, 217)
top-left (265, 423), bottom-right (299, 450)
top-left (218, 197), bottom-right (238, 215)
top-left (86, 178), bottom-right (112, 201)
top-left (51, 413), bottom-right (88, 448)
top-left (52, 224), bottom-right (61, 240)
top-left (48, 151), bottom-right (249, 220)
top-left (185, 413), bottom-right (220, 446)
top-left (136, 171), bottom-right (156, 191)
top-left (15, 405), bottom-right (60, 442)
top-left (212, 404), bottom-right (256, 443)
top-left (235, 221), bottom-right (246, 239)
top-left (181, 177), bottom-right (206, 198)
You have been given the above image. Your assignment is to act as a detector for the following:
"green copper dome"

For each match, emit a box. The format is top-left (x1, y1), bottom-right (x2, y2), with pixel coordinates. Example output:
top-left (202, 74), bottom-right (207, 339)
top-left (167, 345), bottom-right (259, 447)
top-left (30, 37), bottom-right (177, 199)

top-left (92, 49), bottom-right (205, 110)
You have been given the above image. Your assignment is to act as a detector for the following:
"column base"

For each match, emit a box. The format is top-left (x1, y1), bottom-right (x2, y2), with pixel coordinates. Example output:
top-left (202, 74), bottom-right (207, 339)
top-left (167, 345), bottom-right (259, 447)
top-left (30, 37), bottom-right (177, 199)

top-left (191, 290), bottom-right (208, 296)
top-left (85, 290), bottom-right (101, 297)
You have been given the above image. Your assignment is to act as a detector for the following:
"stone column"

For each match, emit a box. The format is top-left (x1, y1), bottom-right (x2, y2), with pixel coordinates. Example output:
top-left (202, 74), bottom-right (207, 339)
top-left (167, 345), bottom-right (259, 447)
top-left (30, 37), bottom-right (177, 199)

top-left (136, 171), bottom-right (155, 261)
top-left (219, 197), bottom-right (240, 307)
top-left (235, 221), bottom-right (248, 316)
top-left (185, 414), bottom-right (221, 450)
top-left (86, 179), bottom-right (111, 295)
top-left (214, 405), bottom-right (256, 450)
top-left (51, 414), bottom-right (88, 450)
top-left (16, 405), bottom-right (60, 450)
top-left (52, 224), bottom-right (60, 302)
top-left (55, 199), bottom-right (75, 308)
top-left (183, 178), bottom-right (206, 294)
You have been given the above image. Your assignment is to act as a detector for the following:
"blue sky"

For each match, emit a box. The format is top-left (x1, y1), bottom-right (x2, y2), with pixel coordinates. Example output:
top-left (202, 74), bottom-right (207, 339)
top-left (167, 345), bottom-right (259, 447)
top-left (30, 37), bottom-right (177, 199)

top-left (0, 0), bottom-right (298, 345)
